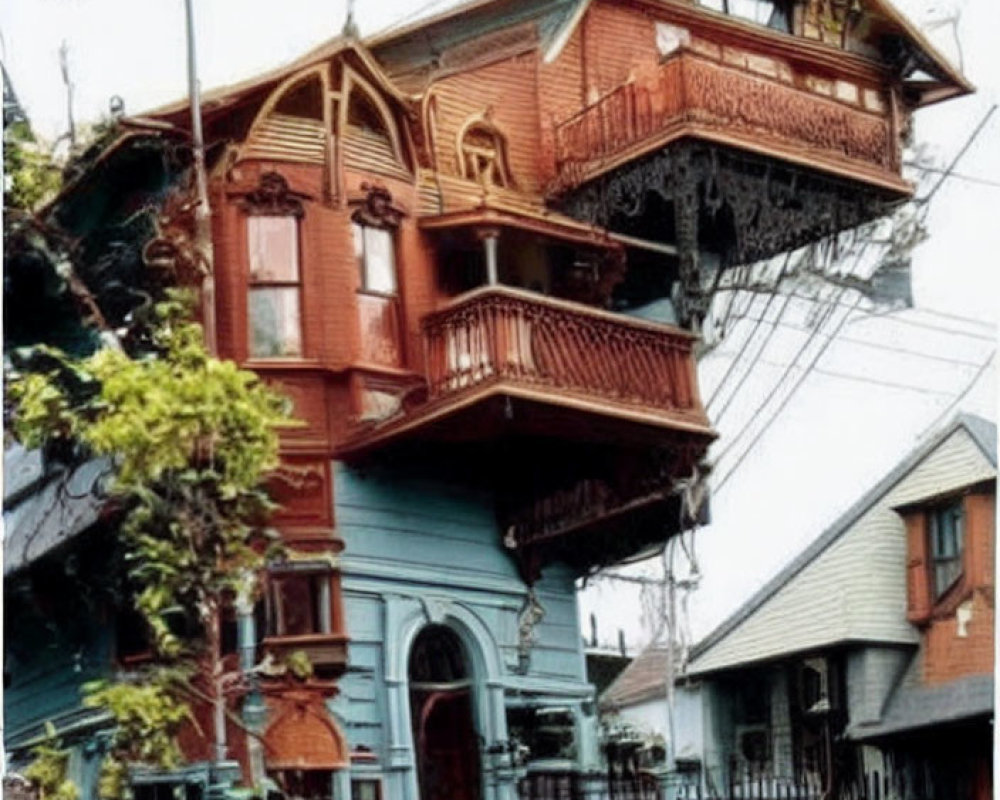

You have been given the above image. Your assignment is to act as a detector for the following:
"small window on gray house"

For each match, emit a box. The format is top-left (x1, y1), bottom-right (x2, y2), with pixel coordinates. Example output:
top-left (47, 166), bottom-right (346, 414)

top-left (930, 500), bottom-right (963, 597)
top-left (350, 779), bottom-right (382, 800)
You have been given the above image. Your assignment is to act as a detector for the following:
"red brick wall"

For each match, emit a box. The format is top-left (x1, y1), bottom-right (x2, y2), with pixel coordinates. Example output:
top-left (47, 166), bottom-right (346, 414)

top-left (905, 490), bottom-right (996, 685)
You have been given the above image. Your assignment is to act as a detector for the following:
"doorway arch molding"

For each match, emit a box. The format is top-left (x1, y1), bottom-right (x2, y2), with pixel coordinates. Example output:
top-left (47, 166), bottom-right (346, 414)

top-left (383, 593), bottom-right (513, 800)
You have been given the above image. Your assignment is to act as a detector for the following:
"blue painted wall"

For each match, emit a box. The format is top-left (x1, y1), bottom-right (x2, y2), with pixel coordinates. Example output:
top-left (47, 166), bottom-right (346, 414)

top-left (333, 460), bottom-right (597, 800)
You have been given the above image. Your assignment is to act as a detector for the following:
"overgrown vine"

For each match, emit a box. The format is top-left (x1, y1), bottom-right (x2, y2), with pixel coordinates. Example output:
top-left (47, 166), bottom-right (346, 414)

top-left (8, 291), bottom-right (293, 799)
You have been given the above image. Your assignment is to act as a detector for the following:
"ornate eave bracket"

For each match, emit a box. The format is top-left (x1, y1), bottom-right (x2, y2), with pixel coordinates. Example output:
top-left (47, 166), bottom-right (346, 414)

top-left (557, 141), bottom-right (897, 327)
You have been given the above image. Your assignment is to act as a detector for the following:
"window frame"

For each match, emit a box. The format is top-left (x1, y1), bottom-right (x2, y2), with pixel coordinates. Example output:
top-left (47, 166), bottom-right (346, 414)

top-left (352, 222), bottom-right (398, 296)
top-left (247, 214), bottom-right (304, 359)
top-left (265, 563), bottom-right (336, 639)
top-left (698, 0), bottom-right (793, 33)
top-left (928, 498), bottom-right (965, 599)
top-left (240, 171), bottom-right (307, 360)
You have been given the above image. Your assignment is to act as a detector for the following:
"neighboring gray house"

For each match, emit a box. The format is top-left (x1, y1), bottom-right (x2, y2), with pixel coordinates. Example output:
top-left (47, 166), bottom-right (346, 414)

top-left (603, 415), bottom-right (996, 799)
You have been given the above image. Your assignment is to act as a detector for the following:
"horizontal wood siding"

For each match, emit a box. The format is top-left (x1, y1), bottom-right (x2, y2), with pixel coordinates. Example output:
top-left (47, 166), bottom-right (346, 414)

top-left (342, 125), bottom-right (412, 182)
top-left (429, 53), bottom-right (542, 192)
top-left (690, 429), bottom-right (994, 674)
top-left (585, 1), bottom-right (658, 96)
top-left (335, 461), bottom-right (590, 758)
top-left (242, 113), bottom-right (326, 163)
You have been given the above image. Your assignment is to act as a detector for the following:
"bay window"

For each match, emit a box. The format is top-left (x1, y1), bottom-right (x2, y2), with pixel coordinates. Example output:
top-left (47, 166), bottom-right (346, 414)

top-left (248, 215), bottom-right (303, 358)
top-left (352, 222), bottom-right (397, 295)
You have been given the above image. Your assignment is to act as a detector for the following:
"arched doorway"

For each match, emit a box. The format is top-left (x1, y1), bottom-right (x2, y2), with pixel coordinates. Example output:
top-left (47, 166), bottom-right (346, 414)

top-left (409, 625), bottom-right (482, 800)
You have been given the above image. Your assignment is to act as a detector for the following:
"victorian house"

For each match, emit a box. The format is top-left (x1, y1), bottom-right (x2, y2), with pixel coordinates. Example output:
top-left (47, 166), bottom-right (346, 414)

top-left (3, 2), bottom-right (969, 800)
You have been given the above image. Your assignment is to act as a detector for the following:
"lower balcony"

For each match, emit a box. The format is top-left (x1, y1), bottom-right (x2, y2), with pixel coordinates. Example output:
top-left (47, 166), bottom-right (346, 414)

top-left (337, 285), bottom-right (714, 459)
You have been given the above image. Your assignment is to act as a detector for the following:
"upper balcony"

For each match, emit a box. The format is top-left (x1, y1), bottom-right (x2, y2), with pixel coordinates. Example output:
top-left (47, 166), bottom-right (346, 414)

top-left (549, 48), bottom-right (907, 197)
top-left (338, 285), bottom-right (714, 459)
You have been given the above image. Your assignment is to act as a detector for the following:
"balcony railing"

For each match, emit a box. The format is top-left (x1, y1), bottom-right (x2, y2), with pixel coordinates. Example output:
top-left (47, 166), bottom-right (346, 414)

top-left (422, 285), bottom-right (702, 421)
top-left (552, 50), bottom-right (899, 191)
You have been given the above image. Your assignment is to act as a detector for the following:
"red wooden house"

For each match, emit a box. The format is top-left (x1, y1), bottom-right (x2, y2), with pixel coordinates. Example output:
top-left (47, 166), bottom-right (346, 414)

top-left (4, 2), bottom-right (969, 800)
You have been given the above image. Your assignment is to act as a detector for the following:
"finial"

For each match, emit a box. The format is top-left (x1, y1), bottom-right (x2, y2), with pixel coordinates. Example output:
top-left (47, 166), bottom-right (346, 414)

top-left (342, 0), bottom-right (359, 38)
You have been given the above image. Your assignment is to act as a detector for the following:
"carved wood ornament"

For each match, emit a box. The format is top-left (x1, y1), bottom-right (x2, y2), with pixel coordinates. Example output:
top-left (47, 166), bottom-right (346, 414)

top-left (559, 141), bottom-right (892, 326)
top-left (240, 171), bottom-right (305, 217)
top-left (351, 182), bottom-right (404, 228)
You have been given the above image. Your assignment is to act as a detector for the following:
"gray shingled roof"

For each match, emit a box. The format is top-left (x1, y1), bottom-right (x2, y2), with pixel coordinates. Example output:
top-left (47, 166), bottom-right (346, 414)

top-left (689, 414), bottom-right (996, 665)
top-left (850, 669), bottom-right (993, 740)
top-left (3, 445), bottom-right (111, 575)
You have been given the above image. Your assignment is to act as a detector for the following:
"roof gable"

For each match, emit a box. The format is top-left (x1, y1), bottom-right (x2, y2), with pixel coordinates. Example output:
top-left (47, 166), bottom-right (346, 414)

top-left (687, 416), bottom-right (996, 676)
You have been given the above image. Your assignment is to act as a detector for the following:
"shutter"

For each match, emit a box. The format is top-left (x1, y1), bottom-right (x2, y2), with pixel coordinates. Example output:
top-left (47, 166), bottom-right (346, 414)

top-left (904, 511), bottom-right (931, 623)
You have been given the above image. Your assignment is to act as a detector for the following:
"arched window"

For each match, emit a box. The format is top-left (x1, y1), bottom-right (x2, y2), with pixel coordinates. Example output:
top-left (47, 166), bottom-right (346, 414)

top-left (458, 120), bottom-right (513, 188)
top-left (409, 625), bottom-right (469, 685)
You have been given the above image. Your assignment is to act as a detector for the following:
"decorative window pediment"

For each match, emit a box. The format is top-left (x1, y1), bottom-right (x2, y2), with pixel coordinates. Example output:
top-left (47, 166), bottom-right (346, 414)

top-left (240, 171), bottom-right (305, 217)
top-left (457, 116), bottom-right (513, 188)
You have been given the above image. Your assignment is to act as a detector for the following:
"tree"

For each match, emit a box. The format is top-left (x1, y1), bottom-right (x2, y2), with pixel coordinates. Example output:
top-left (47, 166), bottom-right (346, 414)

top-left (7, 292), bottom-right (293, 798)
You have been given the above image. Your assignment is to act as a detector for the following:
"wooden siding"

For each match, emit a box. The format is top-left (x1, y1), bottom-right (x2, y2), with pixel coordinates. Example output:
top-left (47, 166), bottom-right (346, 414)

top-left (584, 1), bottom-right (658, 96)
top-left (689, 428), bottom-right (995, 674)
top-left (428, 53), bottom-right (542, 192)
top-left (334, 461), bottom-right (591, 758)
top-left (242, 113), bottom-right (326, 164)
top-left (342, 125), bottom-right (411, 182)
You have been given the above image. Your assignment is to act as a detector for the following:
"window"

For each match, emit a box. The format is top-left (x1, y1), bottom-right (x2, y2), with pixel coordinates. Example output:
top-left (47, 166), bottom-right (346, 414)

top-left (351, 779), bottom-right (382, 800)
top-left (271, 770), bottom-right (332, 800)
top-left (352, 223), bottom-right (397, 295)
top-left (267, 570), bottom-right (333, 637)
top-left (699, 0), bottom-right (792, 33)
top-left (459, 122), bottom-right (513, 188)
top-left (132, 782), bottom-right (202, 800)
top-left (929, 500), bottom-right (964, 597)
top-left (248, 216), bottom-right (302, 357)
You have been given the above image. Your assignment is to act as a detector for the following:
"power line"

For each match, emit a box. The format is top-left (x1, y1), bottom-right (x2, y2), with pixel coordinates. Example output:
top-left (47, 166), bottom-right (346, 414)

top-left (915, 349), bottom-right (996, 441)
top-left (722, 299), bottom-right (995, 342)
top-left (709, 350), bottom-right (968, 396)
top-left (706, 255), bottom-right (792, 410)
top-left (919, 104), bottom-right (997, 205)
top-left (714, 296), bottom-right (860, 493)
top-left (903, 164), bottom-right (1000, 190)
top-left (709, 292), bottom-right (795, 425)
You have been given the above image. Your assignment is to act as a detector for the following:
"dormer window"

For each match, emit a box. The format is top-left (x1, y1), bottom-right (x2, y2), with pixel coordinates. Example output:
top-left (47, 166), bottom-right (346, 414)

top-left (929, 500), bottom-right (964, 598)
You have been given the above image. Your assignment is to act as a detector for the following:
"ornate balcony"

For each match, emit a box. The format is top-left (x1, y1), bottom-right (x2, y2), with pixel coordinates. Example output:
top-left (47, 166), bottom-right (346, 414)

top-left (338, 285), bottom-right (714, 458)
top-left (551, 49), bottom-right (905, 195)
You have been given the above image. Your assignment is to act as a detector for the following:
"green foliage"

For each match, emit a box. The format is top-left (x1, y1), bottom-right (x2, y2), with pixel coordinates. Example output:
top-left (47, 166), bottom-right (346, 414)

top-left (3, 122), bottom-right (63, 212)
top-left (83, 678), bottom-right (191, 773)
top-left (8, 291), bottom-right (294, 797)
top-left (23, 723), bottom-right (80, 800)
top-left (284, 650), bottom-right (314, 681)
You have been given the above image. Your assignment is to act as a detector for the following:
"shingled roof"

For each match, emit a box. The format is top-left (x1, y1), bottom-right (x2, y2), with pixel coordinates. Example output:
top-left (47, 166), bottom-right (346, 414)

top-left (600, 645), bottom-right (682, 710)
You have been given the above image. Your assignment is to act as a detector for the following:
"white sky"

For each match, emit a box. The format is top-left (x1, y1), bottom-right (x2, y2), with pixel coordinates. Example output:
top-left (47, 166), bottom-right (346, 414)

top-left (2, 0), bottom-right (997, 651)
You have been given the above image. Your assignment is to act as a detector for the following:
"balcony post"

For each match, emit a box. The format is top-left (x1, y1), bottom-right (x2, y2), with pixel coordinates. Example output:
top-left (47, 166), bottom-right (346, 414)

top-left (478, 226), bottom-right (501, 285)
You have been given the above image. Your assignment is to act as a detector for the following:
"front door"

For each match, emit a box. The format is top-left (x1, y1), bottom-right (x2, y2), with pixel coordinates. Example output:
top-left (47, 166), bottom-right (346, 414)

top-left (409, 625), bottom-right (482, 800)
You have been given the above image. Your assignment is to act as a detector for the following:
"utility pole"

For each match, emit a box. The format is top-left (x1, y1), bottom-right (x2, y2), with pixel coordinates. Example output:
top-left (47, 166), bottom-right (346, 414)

top-left (185, 0), bottom-right (218, 355)
top-left (183, 0), bottom-right (223, 768)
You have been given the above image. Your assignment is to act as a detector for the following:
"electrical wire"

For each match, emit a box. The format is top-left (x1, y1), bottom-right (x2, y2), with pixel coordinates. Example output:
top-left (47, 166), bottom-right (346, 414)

top-left (915, 349), bottom-right (997, 442)
top-left (706, 253), bottom-right (792, 410)
top-left (712, 292), bottom-right (855, 489)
